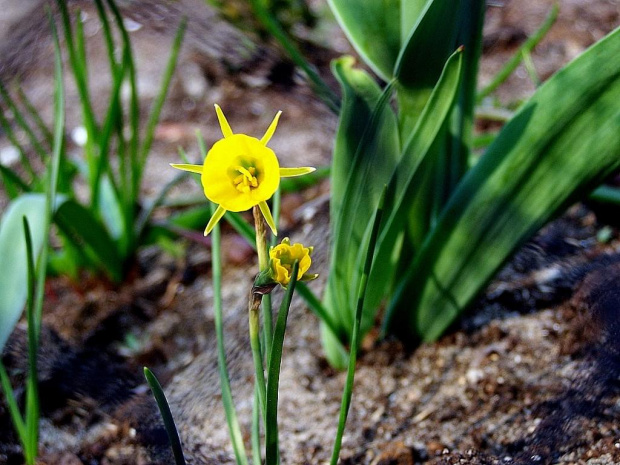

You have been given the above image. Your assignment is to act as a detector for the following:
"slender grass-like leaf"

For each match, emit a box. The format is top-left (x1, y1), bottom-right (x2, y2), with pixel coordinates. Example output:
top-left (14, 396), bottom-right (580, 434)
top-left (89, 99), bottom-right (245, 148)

top-left (23, 218), bottom-right (38, 462)
top-left (321, 59), bottom-right (398, 367)
top-left (477, 3), bottom-right (559, 102)
top-left (0, 83), bottom-right (48, 161)
top-left (248, 0), bottom-right (339, 112)
top-left (144, 367), bottom-right (186, 465)
top-left (56, 0), bottom-right (98, 188)
top-left (251, 388), bottom-right (262, 465)
top-left (0, 107), bottom-right (36, 180)
top-left (15, 84), bottom-right (53, 147)
top-left (265, 261), bottom-right (299, 465)
top-left (0, 165), bottom-right (30, 198)
top-left (0, 362), bottom-right (26, 440)
top-left (387, 25), bottom-right (620, 341)
top-left (330, 187), bottom-right (385, 465)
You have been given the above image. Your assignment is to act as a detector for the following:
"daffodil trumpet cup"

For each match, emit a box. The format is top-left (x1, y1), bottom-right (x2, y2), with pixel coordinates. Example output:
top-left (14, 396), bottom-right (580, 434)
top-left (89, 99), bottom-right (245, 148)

top-left (170, 104), bottom-right (315, 237)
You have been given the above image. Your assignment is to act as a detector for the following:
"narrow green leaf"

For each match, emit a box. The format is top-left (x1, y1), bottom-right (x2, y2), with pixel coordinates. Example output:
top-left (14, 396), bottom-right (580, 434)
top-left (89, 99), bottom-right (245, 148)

top-left (16, 84), bottom-right (53, 147)
top-left (330, 187), bottom-right (385, 464)
top-left (0, 361), bottom-right (27, 443)
top-left (249, 0), bottom-right (340, 112)
top-left (0, 83), bottom-right (48, 161)
top-left (144, 367), bottom-right (186, 465)
top-left (477, 3), bottom-right (559, 102)
top-left (23, 218), bottom-right (39, 463)
top-left (388, 25), bottom-right (620, 341)
top-left (265, 261), bottom-right (299, 465)
top-left (0, 164), bottom-right (30, 198)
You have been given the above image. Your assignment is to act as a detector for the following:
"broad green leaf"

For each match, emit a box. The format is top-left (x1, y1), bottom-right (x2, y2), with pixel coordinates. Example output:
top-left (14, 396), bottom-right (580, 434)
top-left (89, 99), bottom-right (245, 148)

top-left (327, 0), bottom-right (401, 81)
top-left (395, 0), bottom-right (484, 140)
top-left (54, 200), bottom-right (124, 282)
top-left (0, 194), bottom-right (47, 352)
top-left (400, 0), bottom-right (428, 43)
top-left (324, 57), bottom-right (399, 336)
top-left (394, 0), bottom-right (460, 90)
top-left (388, 25), bottom-right (620, 341)
top-left (361, 49), bottom-right (463, 333)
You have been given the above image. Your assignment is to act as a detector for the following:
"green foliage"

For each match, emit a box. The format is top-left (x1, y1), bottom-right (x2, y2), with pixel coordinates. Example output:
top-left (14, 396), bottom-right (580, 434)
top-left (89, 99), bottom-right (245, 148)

top-left (0, 0), bottom-right (186, 281)
top-left (0, 15), bottom-right (65, 462)
top-left (0, 195), bottom-right (47, 353)
top-left (387, 26), bottom-right (620, 340)
top-left (317, 0), bottom-right (620, 367)
top-left (144, 367), bottom-right (186, 465)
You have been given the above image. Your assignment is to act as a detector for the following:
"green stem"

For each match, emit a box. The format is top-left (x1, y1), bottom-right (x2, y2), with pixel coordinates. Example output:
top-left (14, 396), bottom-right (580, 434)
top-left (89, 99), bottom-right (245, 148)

top-left (265, 261), bottom-right (299, 465)
top-left (251, 387), bottom-right (263, 465)
top-left (212, 203), bottom-right (249, 465)
top-left (262, 189), bottom-right (280, 365)
top-left (249, 294), bottom-right (267, 422)
top-left (253, 205), bottom-right (272, 369)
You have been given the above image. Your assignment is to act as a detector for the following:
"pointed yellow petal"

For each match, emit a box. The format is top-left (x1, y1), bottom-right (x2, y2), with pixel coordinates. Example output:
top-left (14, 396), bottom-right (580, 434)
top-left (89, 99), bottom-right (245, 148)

top-left (260, 111), bottom-right (282, 145)
top-left (258, 201), bottom-right (278, 236)
top-left (204, 205), bottom-right (227, 236)
top-left (170, 163), bottom-right (204, 174)
top-left (279, 167), bottom-right (316, 178)
top-left (214, 104), bottom-right (233, 138)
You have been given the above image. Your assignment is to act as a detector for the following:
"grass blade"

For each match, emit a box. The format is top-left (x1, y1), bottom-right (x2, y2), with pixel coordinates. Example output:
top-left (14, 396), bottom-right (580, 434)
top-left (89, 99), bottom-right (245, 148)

top-left (144, 367), bottom-right (186, 465)
top-left (249, 0), bottom-right (340, 112)
top-left (477, 3), bottom-right (559, 102)
top-left (0, 83), bottom-right (48, 161)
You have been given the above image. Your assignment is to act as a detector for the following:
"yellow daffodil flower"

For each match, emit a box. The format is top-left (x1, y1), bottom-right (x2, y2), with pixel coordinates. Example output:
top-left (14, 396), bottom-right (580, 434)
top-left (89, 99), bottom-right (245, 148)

top-left (269, 237), bottom-right (317, 287)
top-left (171, 104), bottom-right (315, 236)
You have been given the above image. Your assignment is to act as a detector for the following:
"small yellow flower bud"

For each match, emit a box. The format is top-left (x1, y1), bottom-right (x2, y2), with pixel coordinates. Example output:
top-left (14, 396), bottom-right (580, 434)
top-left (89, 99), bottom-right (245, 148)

top-left (269, 237), bottom-right (317, 287)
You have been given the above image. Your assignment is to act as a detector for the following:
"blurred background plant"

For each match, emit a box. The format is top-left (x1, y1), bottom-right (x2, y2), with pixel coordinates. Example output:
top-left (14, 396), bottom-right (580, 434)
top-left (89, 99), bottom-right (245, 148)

top-left (0, 10), bottom-right (64, 462)
top-left (0, 0), bottom-right (186, 283)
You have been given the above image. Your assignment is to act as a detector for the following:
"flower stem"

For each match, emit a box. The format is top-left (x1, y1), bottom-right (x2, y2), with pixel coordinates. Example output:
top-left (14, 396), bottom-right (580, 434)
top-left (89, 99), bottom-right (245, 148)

top-left (250, 206), bottom-right (269, 424)
top-left (249, 293), bottom-right (267, 422)
top-left (253, 205), bottom-right (268, 271)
